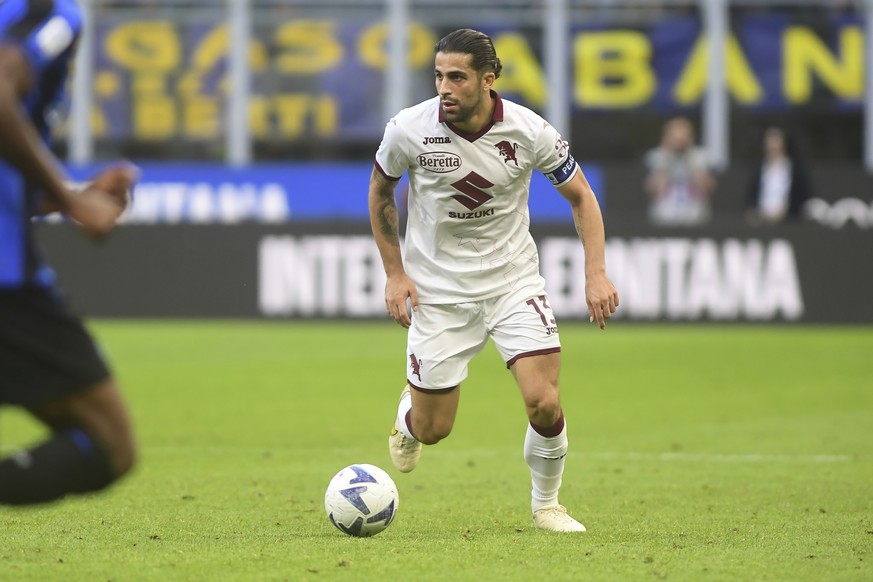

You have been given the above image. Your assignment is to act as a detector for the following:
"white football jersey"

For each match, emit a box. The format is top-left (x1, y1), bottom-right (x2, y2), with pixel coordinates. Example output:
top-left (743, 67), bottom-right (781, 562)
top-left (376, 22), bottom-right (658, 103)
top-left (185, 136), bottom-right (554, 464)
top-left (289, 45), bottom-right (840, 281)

top-left (375, 92), bottom-right (579, 303)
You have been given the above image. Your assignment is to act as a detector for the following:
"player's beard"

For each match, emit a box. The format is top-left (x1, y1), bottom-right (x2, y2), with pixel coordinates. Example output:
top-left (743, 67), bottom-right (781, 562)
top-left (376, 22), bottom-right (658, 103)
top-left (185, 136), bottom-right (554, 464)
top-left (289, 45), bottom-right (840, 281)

top-left (442, 92), bottom-right (482, 127)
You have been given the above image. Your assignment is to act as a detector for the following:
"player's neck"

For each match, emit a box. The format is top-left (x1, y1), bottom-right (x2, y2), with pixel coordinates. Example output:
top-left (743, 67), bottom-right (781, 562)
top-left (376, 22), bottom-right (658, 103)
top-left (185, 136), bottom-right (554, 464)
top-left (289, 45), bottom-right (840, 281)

top-left (453, 92), bottom-right (495, 134)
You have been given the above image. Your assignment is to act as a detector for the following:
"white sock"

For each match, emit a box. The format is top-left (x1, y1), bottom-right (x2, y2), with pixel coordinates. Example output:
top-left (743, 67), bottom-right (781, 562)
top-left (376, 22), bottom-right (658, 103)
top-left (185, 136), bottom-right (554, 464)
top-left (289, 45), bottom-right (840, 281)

top-left (396, 388), bottom-right (415, 440)
top-left (524, 421), bottom-right (568, 512)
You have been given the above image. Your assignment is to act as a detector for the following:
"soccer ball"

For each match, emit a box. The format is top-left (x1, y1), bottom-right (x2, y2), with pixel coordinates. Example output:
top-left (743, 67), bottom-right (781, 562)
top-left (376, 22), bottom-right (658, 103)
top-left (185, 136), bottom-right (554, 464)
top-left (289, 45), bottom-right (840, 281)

top-left (324, 463), bottom-right (399, 537)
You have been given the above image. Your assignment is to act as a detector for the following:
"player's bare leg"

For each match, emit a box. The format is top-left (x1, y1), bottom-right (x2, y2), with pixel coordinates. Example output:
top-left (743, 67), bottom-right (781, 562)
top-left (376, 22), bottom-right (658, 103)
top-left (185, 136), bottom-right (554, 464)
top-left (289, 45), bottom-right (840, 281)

top-left (389, 384), bottom-right (459, 472)
top-left (30, 378), bottom-right (137, 476)
top-left (512, 353), bottom-right (586, 533)
top-left (0, 379), bottom-right (136, 505)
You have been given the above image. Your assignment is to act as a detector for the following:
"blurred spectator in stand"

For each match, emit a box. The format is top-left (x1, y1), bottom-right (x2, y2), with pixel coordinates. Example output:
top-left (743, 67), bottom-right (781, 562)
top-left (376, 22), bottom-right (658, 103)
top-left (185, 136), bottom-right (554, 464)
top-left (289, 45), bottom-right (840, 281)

top-left (644, 117), bottom-right (715, 226)
top-left (744, 127), bottom-right (813, 226)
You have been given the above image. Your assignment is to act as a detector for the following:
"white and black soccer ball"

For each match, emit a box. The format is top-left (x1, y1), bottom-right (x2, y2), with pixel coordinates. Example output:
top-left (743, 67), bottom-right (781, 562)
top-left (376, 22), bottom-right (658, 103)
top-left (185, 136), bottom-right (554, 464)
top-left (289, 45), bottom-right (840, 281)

top-left (324, 463), bottom-right (399, 537)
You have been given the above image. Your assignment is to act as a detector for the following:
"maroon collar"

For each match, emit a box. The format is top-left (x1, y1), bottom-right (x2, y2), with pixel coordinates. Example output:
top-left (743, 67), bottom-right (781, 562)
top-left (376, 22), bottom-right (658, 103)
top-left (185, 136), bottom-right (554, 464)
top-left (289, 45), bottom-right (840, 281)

top-left (439, 90), bottom-right (504, 143)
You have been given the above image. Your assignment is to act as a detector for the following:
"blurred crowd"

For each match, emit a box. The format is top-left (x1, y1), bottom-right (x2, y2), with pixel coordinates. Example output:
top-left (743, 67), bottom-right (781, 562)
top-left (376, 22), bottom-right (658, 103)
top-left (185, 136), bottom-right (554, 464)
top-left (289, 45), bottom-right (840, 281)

top-left (643, 117), bottom-right (814, 227)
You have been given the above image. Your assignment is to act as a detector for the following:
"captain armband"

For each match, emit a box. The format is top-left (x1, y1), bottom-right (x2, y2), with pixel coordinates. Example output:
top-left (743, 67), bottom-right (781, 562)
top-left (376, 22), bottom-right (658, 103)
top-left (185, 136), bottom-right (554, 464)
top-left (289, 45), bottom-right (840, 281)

top-left (544, 154), bottom-right (579, 186)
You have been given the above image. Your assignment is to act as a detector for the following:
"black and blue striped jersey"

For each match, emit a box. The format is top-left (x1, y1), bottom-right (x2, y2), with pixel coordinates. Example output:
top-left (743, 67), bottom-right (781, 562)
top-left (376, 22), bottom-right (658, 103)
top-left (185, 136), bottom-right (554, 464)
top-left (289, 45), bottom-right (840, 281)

top-left (0, 0), bottom-right (82, 288)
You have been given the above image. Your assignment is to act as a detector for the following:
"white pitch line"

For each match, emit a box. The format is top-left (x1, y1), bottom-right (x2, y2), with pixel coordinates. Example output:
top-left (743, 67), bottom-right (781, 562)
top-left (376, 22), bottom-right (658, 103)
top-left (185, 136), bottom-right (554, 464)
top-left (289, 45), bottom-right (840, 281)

top-left (0, 445), bottom-right (856, 464)
top-left (424, 449), bottom-right (854, 464)
top-left (138, 446), bottom-right (854, 464)
top-left (588, 451), bottom-right (853, 464)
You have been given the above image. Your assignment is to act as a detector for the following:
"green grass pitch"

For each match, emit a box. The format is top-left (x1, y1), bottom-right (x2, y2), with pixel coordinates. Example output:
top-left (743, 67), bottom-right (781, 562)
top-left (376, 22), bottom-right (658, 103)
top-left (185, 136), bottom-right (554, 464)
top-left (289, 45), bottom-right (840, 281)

top-left (1, 321), bottom-right (871, 581)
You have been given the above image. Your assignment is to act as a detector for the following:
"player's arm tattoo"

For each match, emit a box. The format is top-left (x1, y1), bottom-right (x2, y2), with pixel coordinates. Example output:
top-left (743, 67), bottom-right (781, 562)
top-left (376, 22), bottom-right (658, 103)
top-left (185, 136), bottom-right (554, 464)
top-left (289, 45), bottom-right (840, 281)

top-left (370, 168), bottom-right (400, 247)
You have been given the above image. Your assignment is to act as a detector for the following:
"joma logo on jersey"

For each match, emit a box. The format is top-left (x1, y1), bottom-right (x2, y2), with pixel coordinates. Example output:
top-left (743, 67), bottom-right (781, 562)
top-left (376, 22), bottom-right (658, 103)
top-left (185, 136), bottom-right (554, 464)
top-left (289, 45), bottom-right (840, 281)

top-left (495, 140), bottom-right (519, 166)
top-left (422, 136), bottom-right (451, 145)
top-left (418, 151), bottom-right (462, 174)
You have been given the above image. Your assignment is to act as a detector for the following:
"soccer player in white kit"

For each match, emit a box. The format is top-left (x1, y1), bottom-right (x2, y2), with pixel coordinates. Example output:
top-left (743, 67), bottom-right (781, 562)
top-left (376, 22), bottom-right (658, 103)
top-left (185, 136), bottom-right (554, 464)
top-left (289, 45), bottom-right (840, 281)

top-left (368, 28), bottom-right (619, 532)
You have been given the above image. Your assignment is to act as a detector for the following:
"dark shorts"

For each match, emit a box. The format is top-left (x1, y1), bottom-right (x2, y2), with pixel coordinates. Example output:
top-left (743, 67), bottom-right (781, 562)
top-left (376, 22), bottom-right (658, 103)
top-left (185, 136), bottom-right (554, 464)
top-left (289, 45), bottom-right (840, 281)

top-left (0, 287), bottom-right (110, 407)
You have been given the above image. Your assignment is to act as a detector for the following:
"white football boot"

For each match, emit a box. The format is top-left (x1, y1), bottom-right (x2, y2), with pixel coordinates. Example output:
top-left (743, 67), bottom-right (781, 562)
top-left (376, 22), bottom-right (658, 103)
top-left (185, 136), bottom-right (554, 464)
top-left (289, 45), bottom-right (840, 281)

top-left (533, 504), bottom-right (587, 532)
top-left (388, 387), bottom-right (422, 473)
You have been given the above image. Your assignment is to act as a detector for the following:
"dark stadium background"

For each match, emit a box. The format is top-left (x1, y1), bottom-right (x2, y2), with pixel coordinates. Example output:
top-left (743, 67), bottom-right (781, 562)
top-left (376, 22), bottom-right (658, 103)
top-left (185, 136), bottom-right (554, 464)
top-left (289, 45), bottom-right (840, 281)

top-left (43, 0), bottom-right (873, 323)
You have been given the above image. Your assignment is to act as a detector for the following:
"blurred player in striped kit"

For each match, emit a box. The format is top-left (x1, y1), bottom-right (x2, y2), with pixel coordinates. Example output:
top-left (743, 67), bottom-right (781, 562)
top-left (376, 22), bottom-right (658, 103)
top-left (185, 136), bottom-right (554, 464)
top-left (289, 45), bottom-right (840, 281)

top-left (0, 0), bottom-right (138, 505)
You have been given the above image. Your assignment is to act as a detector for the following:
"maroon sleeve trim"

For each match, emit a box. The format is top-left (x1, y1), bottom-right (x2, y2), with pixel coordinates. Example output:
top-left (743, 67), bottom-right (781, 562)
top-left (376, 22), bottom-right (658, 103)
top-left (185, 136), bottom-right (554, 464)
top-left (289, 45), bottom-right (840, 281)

top-left (374, 161), bottom-right (402, 182)
top-left (506, 347), bottom-right (561, 369)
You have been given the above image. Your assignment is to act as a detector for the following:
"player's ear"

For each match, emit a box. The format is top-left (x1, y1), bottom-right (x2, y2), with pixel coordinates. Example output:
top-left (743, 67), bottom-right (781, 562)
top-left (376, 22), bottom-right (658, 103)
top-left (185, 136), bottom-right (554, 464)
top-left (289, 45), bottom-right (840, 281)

top-left (482, 71), bottom-right (495, 92)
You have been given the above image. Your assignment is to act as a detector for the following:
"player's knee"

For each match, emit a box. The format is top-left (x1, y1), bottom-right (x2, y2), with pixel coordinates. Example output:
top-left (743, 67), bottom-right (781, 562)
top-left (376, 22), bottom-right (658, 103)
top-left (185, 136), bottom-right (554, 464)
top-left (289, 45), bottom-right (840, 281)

top-left (525, 393), bottom-right (561, 426)
top-left (414, 419), bottom-right (453, 445)
top-left (77, 380), bottom-right (138, 477)
top-left (109, 434), bottom-right (137, 478)
top-left (84, 410), bottom-right (137, 478)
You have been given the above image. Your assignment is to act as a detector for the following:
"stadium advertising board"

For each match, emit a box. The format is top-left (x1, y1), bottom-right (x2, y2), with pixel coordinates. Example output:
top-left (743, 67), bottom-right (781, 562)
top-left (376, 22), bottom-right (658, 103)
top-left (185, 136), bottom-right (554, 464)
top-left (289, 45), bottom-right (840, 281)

top-left (89, 14), bottom-right (862, 142)
top-left (39, 224), bottom-right (871, 324)
top-left (259, 235), bottom-right (804, 322)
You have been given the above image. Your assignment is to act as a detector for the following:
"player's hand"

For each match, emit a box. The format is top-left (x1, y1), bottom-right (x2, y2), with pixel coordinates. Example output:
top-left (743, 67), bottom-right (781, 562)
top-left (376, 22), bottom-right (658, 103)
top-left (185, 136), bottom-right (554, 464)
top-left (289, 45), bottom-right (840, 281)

top-left (385, 273), bottom-right (419, 329)
top-left (586, 272), bottom-right (619, 330)
top-left (68, 164), bottom-right (139, 238)
top-left (86, 163), bottom-right (139, 213)
top-left (66, 189), bottom-right (125, 238)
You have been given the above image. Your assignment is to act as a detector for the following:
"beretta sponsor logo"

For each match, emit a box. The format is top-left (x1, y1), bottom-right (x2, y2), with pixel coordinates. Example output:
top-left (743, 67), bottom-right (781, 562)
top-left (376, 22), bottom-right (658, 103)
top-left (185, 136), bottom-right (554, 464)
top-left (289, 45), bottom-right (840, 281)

top-left (417, 151), bottom-right (462, 173)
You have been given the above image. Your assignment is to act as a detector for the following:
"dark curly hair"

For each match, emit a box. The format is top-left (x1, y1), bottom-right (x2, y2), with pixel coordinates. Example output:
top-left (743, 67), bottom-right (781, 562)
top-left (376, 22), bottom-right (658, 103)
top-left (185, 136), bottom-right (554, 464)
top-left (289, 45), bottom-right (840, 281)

top-left (435, 29), bottom-right (502, 79)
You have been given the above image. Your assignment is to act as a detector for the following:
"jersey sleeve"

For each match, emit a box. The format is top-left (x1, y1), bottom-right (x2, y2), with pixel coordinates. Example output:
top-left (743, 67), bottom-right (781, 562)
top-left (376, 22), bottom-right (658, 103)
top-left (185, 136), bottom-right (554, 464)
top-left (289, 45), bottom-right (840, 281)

top-left (534, 120), bottom-right (579, 187)
top-left (0, 0), bottom-right (82, 76)
top-left (374, 116), bottom-right (410, 181)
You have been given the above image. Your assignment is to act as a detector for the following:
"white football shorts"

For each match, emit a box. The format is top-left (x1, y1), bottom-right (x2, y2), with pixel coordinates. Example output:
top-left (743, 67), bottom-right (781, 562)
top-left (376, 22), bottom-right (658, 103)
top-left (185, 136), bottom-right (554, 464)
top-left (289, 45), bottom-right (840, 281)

top-left (405, 286), bottom-right (561, 391)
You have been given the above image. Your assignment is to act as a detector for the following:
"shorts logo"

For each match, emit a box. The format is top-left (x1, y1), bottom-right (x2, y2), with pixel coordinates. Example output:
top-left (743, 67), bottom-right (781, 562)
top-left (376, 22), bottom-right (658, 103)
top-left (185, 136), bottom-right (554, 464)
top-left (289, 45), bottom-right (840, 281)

top-left (526, 296), bottom-right (558, 336)
top-left (418, 151), bottom-right (462, 173)
top-left (409, 354), bottom-right (422, 382)
top-left (495, 140), bottom-right (519, 166)
top-left (423, 136), bottom-right (451, 145)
